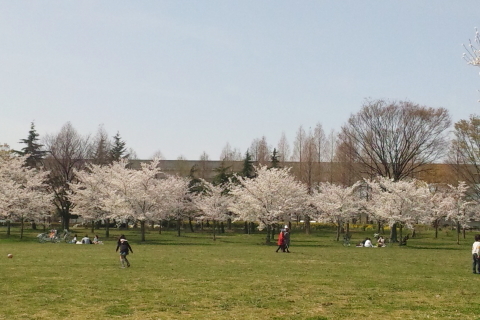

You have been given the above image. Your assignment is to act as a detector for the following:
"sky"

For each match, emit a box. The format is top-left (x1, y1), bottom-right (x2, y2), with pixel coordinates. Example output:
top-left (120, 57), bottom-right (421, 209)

top-left (1, 1), bottom-right (479, 160)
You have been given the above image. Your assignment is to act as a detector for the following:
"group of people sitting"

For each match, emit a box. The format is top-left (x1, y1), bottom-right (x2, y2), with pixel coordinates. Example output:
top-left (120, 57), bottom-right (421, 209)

top-left (356, 236), bottom-right (386, 248)
top-left (71, 234), bottom-right (103, 244)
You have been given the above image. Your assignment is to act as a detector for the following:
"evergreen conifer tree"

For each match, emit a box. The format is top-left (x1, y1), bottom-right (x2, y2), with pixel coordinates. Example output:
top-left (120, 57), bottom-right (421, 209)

top-left (188, 164), bottom-right (205, 194)
top-left (241, 151), bottom-right (256, 178)
top-left (15, 122), bottom-right (46, 168)
top-left (269, 148), bottom-right (280, 169)
top-left (212, 163), bottom-right (233, 187)
top-left (110, 132), bottom-right (129, 162)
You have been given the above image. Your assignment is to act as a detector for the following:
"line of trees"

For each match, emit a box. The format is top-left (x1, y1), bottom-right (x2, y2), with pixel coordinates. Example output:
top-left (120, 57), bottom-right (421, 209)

top-left (4, 99), bottom-right (480, 244)
top-left (3, 147), bottom-right (477, 245)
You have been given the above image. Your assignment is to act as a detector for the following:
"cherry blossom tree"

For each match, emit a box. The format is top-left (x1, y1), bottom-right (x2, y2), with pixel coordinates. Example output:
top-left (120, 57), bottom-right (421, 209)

top-left (228, 166), bottom-right (308, 244)
top-left (70, 162), bottom-right (128, 238)
top-left (156, 175), bottom-right (191, 237)
top-left (105, 159), bottom-right (170, 241)
top-left (193, 180), bottom-right (232, 240)
top-left (0, 152), bottom-right (53, 238)
top-left (443, 182), bottom-right (478, 244)
top-left (364, 177), bottom-right (430, 243)
top-left (463, 28), bottom-right (480, 100)
top-left (422, 185), bottom-right (450, 239)
top-left (310, 182), bottom-right (362, 241)
top-left (464, 28), bottom-right (480, 67)
top-left (71, 159), bottom-right (189, 241)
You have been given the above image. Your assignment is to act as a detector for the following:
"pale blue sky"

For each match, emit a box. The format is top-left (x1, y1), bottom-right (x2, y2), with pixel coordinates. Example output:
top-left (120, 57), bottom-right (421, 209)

top-left (1, 1), bottom-right (479, 160)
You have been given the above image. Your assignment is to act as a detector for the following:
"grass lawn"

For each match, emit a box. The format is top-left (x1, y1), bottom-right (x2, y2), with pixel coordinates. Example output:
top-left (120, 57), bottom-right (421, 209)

top-left (0, 225), bottom-right (479, 320)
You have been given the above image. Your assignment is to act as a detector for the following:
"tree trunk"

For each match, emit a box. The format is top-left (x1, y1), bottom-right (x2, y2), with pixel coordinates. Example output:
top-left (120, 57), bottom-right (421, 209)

top-left (177, 219), bottom-right (181, 237)
top-left (336, 223), bottom-right (341, 241)
top-left (305, 215), bottom-right (311, 235)
top-left (244, 221), bottom-right (248, 234)
top-left (227, 218), bottom-right (232, 230)
top-left (189, 217), bottom-right (194, 233)
top-left (266, 225), bottom-right (271, 244)
top-left (434, 220), bottom-right (438, 239)
top-left (457, 222), bottom-right (460, 245)
top-left (249, 222), bottom-right (255, 233)
top-left (31, 222), bottom-right (37, 230)
top-left (390, 223), bottom-right (398, 243)
top-left (20, 218), bottom-right (24, 239)
top-left (62, 215), bottom-right (70, 231)
top-left (140, 220), bottom-right (146, 242)
top-left (220, 222), bottom-right (225, 234)
top-left (463, 227), bottom-right (466, 239)
top-left (91, 220), bottom-right (94, 233)
top-left (346, 222), bottom-right (350, 236)
top-left (213, 220), bottom-right (216, 241)
top-left (377, 221), bottom-right (381, 233)
top-left (158, 220), bottom-right (162, 234)
top-left (6, 220), bottom-right (11, 237)
top-left (399, 224), bottom-right (403, 245)
top-left (105, 218), bottom-right (110, 238)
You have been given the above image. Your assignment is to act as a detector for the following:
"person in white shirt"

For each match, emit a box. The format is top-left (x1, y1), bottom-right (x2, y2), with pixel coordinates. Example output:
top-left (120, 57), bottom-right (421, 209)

top-left (472, 234), bottom-right (480, 274)
top-left (364, 238), bottom-right (373, 248)
top-left (81, 235), bottom-right (92, 244)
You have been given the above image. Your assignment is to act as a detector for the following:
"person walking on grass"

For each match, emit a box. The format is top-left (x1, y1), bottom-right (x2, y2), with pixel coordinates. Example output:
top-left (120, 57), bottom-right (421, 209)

top-left (283, 225), bottom-right (291, 253)
top-left (472, 234), bottom-right (480, 274)
top-left (275, 228), bottom-right (285, 253)
top-left (116, 235), bottom-right (133, 268)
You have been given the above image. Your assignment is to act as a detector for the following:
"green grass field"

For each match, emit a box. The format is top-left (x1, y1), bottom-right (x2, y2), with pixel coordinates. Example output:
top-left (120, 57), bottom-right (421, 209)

top-left (0, 225), bottom-right (479, 320)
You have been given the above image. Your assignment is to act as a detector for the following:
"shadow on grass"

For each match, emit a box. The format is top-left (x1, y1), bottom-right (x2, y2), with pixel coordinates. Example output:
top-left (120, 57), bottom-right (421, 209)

top-left (405, 246), bottom-right (464, 251)
top-left (136, 240), bottom-right (214, 246)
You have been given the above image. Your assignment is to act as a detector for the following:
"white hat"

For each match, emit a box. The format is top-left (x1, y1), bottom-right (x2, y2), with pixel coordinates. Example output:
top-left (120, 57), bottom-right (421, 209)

top-left (284, 225), bottom-right (289, 229)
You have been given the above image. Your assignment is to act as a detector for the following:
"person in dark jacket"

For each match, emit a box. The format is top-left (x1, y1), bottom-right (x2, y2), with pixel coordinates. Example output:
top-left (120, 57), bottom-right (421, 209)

top-left (283, 226), bottom-right (291, 253)
top-left (116, 235), bottom-right (133, 268)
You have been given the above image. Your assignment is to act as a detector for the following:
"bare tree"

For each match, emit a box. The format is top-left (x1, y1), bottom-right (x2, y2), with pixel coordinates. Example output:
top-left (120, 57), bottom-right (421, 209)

top-left (91, 125), bottom-right (111, 165)
top-left (448, 115), bottom-right (480, 199)
top-left (335, 134), bottom-right (361, 186)
top-left (291, 125), bottom-right (306, 162)
top-left (340, 99), bottom-right (451, 182)
top-left (150, 150), bottom-right (165, 160)
top-left (301, 130), bottom-right (317, 193)
top-left (198, 151), bottom-right (210, 179)
top-left (325, 129), bottom-right (339, 183)
top-left (250, 136), bottom-right (270, 165)
top-left (277, 132), bottom-right (291, 166)
top-left (313, 122), bottom-right (329, 184)
top-left (313, 123), bottom-right (327, 163)
top-left (220, 142), bottom-right (242, 162)
top-left (42, 122), bottom-right (91, 230)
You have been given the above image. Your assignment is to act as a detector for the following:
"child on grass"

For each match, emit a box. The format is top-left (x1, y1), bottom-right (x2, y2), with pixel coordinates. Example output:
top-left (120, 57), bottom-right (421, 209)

top-left (116, 235), bottom-right (133, 268)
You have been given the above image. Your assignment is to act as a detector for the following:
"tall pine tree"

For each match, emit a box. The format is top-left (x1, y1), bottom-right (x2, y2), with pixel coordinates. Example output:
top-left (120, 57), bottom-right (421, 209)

top-left (269, 148), bottom-right (281, 169)
top-left (241, 151), bottom-right (256, 178)
top-left (110, 132), bottom-right (129, 162)
top-left (15, 122), bottom-right (46, 168)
